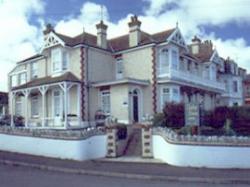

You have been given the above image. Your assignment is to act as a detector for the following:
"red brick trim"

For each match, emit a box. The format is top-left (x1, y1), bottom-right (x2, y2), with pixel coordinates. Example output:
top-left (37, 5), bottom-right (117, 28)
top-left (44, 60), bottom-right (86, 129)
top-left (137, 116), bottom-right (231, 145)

top-left (152, 47), bottom-right (157, 114)
top-left (80, 47), bottom-right (85, 121)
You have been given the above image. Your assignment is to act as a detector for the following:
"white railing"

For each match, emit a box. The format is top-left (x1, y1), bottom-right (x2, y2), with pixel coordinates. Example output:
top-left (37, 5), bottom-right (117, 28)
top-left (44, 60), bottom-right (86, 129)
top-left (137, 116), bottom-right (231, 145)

top-left (166, 69), bottom-right (225, 91)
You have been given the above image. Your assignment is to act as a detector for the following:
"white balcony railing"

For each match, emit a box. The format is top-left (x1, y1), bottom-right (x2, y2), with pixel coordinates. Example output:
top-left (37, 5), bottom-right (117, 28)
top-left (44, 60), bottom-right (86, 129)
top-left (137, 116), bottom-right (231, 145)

top-left (159, 69), bottom-right (225, 91)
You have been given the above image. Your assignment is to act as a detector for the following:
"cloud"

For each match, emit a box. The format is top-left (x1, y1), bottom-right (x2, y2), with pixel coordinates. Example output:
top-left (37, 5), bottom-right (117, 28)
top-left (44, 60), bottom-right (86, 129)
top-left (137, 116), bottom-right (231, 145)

top-left (1, 0), bottom-right (250, 91)
top-left (0, 0), bottom-right (45, 91)
top-left (54, 0), bottom-right (250, 73)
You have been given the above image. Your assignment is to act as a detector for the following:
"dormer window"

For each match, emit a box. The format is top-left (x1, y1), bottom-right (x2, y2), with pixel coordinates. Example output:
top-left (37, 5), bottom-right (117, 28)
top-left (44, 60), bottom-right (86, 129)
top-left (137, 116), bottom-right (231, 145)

top-left (51, 48), bottom-right (68, 74)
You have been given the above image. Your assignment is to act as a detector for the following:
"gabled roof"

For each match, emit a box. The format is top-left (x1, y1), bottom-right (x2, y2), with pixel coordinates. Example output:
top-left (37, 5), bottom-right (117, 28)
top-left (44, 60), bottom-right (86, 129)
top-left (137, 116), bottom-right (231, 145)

top-left (17, 54), bottom-right (44, 64)
top-left (12, 72), bottom-right (80, 91)
top-left (52, 28), bottom-right (176, 52)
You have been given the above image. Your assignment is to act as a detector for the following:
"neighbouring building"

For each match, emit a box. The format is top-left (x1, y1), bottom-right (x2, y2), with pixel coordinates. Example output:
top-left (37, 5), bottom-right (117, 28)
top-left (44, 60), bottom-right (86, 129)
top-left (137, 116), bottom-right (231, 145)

top-left (244, 74), bottom-right (250, 105)
top-left (8, 16), bottom-right (245, 129)
top-left (0, 92), bottom-right (8, 117)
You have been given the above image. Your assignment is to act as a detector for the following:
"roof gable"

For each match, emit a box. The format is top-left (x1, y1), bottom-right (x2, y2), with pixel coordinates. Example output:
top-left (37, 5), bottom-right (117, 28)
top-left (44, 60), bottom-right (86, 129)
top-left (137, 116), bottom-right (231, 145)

top-left (167, 28), bottom-right (187, 50)
top-left (43, 32), bottom-right (65, 50)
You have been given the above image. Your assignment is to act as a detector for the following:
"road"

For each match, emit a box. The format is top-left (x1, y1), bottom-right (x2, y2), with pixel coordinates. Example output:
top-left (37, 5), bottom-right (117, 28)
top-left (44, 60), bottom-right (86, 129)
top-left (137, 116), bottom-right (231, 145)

top-left (0, 164), bottom-right (248, 187)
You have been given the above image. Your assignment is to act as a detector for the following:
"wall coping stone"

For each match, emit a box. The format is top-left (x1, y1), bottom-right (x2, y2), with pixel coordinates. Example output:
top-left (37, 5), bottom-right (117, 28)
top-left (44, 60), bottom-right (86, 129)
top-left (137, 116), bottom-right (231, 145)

top-left (153, 127), bottom-right (250, 147)
top-left (0, 126), bottom-right (106, 140)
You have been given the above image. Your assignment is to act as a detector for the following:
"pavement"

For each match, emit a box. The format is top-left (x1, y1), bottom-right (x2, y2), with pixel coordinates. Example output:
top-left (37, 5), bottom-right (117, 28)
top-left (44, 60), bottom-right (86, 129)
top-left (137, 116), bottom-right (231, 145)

top-left (0, 151), bottom-right (250, 185)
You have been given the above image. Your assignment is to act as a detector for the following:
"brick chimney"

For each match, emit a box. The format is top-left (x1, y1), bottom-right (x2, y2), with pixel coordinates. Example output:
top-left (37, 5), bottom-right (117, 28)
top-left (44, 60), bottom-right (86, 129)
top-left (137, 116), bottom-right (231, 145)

top-left (128, 15), bottom-right (141, 47)
top-left (96, 20), bottom-right (108, 49)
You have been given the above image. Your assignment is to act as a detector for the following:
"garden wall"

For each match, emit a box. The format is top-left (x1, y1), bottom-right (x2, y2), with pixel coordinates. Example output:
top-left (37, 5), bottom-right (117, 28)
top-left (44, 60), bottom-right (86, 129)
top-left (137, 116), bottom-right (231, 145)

top-left (153, 127), bottom-right (250, 168)
top-left (0, 127), bottom-right (107, 161)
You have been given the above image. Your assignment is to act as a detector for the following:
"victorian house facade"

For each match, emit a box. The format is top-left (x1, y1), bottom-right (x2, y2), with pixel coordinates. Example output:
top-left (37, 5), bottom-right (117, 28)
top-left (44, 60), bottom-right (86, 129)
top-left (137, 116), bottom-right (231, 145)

top-left (8, 16), bottom-right (244, 129)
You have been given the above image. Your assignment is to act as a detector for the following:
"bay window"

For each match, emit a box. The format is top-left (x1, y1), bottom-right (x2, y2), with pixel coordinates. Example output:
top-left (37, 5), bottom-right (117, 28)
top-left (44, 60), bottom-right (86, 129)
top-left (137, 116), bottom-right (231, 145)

top-left (11, 75), bottom-right (18, 87)
top-left (31, 62), bottom-right (38, 79)
top-left (171, 49), bottom-right (178, 70)
top-left (161, 87), bottom-right (170, 109)
top-left (19, 73), bottom-right (26, 85)
top-left (51, 48), bottom-right (69, 74)
top-left (159, 48), bottom-right (169, 75)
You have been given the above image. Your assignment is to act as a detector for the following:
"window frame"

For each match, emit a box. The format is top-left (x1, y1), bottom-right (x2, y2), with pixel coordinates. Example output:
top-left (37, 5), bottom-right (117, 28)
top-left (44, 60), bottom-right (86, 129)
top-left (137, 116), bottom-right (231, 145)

top-left (31, 62), bottom-right (38, 79)
top-left (31, 95), bottom-right (39, 118)
top-left (100, 90), bottom-right (111, 115)
top-left (161, 87), bottom-right (170, 109)
top-left (159, 48), bottom-right (169, 76)
top-left (116, 58), bottom-right (123, 79)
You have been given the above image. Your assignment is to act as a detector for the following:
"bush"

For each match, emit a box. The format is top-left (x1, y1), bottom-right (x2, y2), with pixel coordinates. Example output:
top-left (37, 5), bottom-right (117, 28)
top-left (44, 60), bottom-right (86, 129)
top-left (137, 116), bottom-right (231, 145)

top-left (152, 113), bottom-right (165, 127)
top-left (163, 102), bottom-right (184, 128)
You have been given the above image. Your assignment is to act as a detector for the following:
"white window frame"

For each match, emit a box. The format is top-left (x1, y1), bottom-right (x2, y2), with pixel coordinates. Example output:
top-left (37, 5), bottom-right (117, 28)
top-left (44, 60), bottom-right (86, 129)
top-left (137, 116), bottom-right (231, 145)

top-left (52, 89), bottom-right (63, 118)
top-left (11, 75), bottom-right (18, 87)
top-left (52, 48), bottom-right (62, 73)
top-left (161, 87), bottom-right (170, 110)
top-left (19, 73), bottom-right (26, 85)
top-left (51, 48), bottom-right (69, 74)
top-left (31, 62), bottom-right (38, 79)
top-left (100, 90), bottom-right (110, 115)
top-left (31, 95), bottom-right (39, 118)
top-left (15, 97), bottom-right (22, 116)
top-left (171, 49), bottom-right (178, 70)
top-left (158, 48), bottom-right (169, 76)
top-left (116, 58), bottom-right (123, 79)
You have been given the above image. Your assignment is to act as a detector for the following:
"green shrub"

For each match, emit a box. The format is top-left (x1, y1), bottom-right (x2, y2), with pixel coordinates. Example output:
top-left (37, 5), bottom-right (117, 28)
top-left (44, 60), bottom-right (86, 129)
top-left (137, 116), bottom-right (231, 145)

top-left (163, 102), bottom-right (185, 128)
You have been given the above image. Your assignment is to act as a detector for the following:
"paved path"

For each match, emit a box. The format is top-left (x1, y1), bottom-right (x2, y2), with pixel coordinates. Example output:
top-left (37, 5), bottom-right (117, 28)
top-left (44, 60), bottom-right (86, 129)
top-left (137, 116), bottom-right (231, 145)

top-left (0, 164), bottom-right (248, 187)
top-left (1, 151), bottom-right (250, 184)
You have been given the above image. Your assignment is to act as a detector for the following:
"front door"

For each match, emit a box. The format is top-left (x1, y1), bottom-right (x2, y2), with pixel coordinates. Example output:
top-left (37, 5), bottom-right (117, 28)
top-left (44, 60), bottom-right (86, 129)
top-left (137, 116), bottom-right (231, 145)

top-left (132, 89), bottom-right (139, 123)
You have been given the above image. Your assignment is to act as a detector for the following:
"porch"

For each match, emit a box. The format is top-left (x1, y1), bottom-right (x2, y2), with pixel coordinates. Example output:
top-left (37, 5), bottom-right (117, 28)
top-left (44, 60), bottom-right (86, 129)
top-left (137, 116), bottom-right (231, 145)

top-left (10, 73), bottom-right (83, 129)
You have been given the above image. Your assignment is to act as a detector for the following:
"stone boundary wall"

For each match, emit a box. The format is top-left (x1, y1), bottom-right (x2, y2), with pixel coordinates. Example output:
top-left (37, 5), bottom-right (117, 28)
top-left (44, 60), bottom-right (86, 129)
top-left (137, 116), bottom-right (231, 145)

top-left (0, 126), bottom-right (106, 140)
top-left (153, 127), bottom-right (250, 146)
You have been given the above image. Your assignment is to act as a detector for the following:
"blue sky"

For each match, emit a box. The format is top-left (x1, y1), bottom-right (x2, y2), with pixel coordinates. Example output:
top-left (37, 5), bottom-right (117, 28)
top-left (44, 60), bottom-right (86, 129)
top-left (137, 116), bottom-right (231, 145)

top-left (0, 0), bottom-right (250, 91)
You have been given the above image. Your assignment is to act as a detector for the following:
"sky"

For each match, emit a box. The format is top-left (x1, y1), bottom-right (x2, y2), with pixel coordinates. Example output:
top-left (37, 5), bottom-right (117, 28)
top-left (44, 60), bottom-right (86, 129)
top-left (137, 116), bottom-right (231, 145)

top-left (0, 0), bottom-right (250, 91)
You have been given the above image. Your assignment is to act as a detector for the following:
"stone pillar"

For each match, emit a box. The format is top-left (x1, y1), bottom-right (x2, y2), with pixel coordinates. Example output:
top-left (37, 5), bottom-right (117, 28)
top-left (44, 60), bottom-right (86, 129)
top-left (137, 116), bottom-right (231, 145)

top-left (106, 126), bottom-right (117, 158)
top-left (64, 82), bottom-right (68, 128)
top-left (10, 92), bottom-right (15, 127)
top-left (141, 124), bottom-right (153, 158)
top-left (24, 90), bottom-right (29, 127)
top-left (77, 84), bottom-right (81, 126)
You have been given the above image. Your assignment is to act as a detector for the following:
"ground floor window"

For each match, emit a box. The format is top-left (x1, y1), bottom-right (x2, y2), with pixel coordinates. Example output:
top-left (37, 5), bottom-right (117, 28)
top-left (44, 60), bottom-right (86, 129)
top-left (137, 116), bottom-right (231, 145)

top-left (15, 97), bottom-right (22, 116)
top-left (53, 90), bottom-right (62, 117)
top-left (100, 90), bottom-right (110, 114)
top-left (31, 95), bottom-right (39, 117)
top-left (161, 87), bottom-right (170, 109)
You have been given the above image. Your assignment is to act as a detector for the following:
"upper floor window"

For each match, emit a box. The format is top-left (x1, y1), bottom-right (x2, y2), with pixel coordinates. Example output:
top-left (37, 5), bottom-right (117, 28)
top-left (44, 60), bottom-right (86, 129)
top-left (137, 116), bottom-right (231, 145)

top-left (159, 48), bottom-right (169, 75)
top-left (100, 90), bottom-right (110, 115)
top-left (51, 48), bottom-right (68, 73)
top-left (233, 81), bottom-right (238, 93)
top-left (31, 62), bottom-right (38, 79)
top-left (19, 73), bottom-right (26, 85)
top-left (116, 58), bottom-right (123, 79)
top-left (171, 49), bottom-right (178, 70)
top-left (11, 75), bottom-right (18, 87)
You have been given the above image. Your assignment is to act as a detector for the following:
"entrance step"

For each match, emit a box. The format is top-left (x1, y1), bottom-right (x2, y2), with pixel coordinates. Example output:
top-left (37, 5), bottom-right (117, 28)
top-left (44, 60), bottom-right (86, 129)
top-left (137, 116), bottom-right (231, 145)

top-left (123, 128), bottom-right (142, 156)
